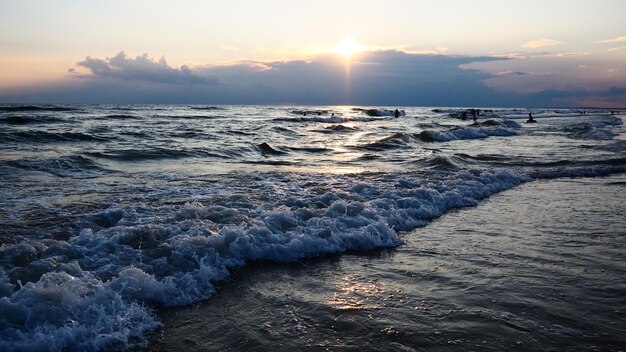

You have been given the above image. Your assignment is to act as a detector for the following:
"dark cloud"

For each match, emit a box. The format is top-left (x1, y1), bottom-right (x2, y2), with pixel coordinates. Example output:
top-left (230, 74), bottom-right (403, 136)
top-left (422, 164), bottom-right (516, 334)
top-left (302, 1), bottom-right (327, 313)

top-left (185, 50), bottom-right (512, 106)
top-left (2, 50), bottom-right (623, 107)
top-left (76, 51), bottom-right (218, 85)
top-left (526, 86), bottom-right (626, 107)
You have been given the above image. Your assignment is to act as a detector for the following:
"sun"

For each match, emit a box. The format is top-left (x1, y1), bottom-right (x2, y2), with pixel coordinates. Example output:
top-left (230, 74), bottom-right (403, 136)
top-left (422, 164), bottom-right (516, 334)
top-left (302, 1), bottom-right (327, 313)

top-left (333, 39), bottom-right (366, 58)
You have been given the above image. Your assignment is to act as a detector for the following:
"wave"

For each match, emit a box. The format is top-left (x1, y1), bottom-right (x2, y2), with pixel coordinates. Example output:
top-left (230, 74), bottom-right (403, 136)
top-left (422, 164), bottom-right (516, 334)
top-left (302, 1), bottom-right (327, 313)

top-left (102, 114), bottom-right (142, 120)
top-left (454, 153), bottom-right (626, 170)
top-left (355, 122), bottom-right (520, 151)
top-left (0, 130), bottom-right (111, 143)
top-left (223, 129), bottom-right (257, 136)
top-left (5, 155), bottom-right (109, 178)
top-left (323, 124), bottom-right (357, 132)
top-left (258, 142), bottom-right (287, 155)
top-left (290, 109), bottom-right (330, 116)
top-left (417, 123), bottom-right (519, 142)
top-left (563, 116), bottom-right (622, 140)
top-left (287, 146), bottom-right (333, 153)
top-left (0, 115), bottom-right (66, 125)
top-left (0, 105), bottom-right (78, 112)
top-left (190, 106), bottom-right (225, 111)
top-left (271, 126), bottom-right (299, 135)
top-left (530, 163), bottom-right (626, 179)
top-left (153, 114), bottom-right (221, 120)
top-left (86, 147), bottom-right (226, 161)
top-left (358, 132), bottom-right (414, 151)
top-left (412, 155), bottom-right (462, 170)
top-left (0, 168), bottom-right (530, 351)
top-left (352, 108), bottom-right (405, 117)
top-left (274, 115), bottom-right (381, 123)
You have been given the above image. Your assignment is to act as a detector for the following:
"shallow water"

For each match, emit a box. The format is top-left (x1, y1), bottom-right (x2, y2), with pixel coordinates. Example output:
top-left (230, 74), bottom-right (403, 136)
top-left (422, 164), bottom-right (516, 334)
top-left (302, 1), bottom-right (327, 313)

top-left (147, 175), bottom-right (626, 351)
top-left (0, 105), bottom-right (625, 351)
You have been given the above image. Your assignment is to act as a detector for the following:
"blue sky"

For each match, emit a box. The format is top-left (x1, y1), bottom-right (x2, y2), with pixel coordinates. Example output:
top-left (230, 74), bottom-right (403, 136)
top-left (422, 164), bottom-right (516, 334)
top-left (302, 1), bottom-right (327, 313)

top-left (1, 0), bottom-right (625, 107)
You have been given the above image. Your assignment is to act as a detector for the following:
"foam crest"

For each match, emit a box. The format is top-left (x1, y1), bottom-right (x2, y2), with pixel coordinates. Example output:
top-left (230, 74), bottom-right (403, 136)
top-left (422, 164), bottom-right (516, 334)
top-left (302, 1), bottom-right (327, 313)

top-left (0, 169), bottom-right (532, 350)
top-left (563, 116), bottom-right (623, 140)
top-left (418, 123), bottom-right (519, 142)
top-left (0, 271), bottom-right (159, 351)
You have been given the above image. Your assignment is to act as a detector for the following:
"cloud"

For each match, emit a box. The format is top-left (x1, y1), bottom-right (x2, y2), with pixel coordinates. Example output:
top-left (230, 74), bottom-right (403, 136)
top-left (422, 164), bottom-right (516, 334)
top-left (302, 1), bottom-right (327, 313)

top-left (522, 38), bottom-right (563, 49)
top-left (496, 71), bottom-right (527, 76)
top-left (492, 51), bottom-right (589, 60)
top-left (3, 49), bottom-right (624, 107)
top-left (607, 46), bottom-right (626, 52)
top-left (76, 51), bottom-right (218, 85)
top-left (598, 36), bottom-right (626, 43)
top-left (3, 50), bottom-right (515, 106)
top-left (188, 51), bottom-right (510, 105)
top-left (530, 86), bottom-right (626, 101)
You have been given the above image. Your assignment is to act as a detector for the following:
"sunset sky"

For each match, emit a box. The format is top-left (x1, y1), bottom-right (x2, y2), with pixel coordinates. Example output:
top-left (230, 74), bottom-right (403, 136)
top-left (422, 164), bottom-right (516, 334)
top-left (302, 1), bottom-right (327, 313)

top-left (1, 0), bottom-right (625, 107)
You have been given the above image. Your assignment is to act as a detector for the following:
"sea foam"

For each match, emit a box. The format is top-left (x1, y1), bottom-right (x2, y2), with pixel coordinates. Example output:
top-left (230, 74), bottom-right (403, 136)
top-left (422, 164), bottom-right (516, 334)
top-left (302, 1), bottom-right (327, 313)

top-left (0, 169), bottom-right (530, 351)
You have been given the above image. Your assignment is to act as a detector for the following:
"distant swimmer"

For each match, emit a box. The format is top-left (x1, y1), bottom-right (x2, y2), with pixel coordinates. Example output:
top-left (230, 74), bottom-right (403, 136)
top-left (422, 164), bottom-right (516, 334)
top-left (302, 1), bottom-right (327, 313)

top-left (527, 113), bottom-right (537, 123)
top-left (331, 113), bottom-right (335, 117)
top-left (394, 109), bottom-right (400, 118)
top-left (303, 112), bottom-right (307, 116)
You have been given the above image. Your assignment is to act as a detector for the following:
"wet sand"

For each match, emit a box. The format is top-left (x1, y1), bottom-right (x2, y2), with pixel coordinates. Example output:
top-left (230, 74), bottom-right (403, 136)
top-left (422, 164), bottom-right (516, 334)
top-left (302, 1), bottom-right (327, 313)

top-left (145, 175), bottom-right (626, 351)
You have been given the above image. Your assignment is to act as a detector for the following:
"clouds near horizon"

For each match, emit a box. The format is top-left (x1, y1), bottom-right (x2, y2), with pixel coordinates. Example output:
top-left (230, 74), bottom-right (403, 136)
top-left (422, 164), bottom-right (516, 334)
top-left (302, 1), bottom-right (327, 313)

top-left (3, 50), bottom-right (515, 106)
top-left (598, 36), bottom-right (626, 44)
top-left (522, 39), bottom-right (563, 49)
top-left (1, 50), bottom-right (625, 108)
top-left (75, 52), bottom-right (218, 85)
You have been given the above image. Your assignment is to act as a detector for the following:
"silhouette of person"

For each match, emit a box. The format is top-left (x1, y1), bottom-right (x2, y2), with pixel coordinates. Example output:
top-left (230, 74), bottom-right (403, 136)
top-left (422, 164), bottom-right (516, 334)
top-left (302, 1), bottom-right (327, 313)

top-left (394, 109), bottom-right (400, 118)
top-left (527, 113), bottom-right (536, 123)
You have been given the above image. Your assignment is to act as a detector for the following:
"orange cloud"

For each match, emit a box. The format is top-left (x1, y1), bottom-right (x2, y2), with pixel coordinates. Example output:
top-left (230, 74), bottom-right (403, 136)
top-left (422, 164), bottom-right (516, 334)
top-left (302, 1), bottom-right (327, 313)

top-left (522, 38), bottom-right (563, 49)
top-left (598, 36), bottom-right (626, 43)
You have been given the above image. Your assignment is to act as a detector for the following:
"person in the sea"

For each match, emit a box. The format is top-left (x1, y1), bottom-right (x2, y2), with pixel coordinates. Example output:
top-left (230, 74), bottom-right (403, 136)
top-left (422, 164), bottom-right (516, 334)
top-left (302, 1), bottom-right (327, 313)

top-left (461, 111), bottom-right (467, 120)
top-left (394, 109), bottom-right (400, 118)
top-left (527, 113), bottom-right (536, 123)
top-left (471, 109), bottom-right (477, 122)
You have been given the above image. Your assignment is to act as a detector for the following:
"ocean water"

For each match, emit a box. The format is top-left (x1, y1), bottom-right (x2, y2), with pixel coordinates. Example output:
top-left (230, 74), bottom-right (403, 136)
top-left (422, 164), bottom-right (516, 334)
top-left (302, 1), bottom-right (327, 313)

top-left (0, 105), bottom-right (624, 351)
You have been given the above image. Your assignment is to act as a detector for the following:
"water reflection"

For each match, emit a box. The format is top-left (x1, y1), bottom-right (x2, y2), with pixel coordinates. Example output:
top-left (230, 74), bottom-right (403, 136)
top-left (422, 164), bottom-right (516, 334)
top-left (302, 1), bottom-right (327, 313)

top-left (328, 274), bottom-right (386, 311)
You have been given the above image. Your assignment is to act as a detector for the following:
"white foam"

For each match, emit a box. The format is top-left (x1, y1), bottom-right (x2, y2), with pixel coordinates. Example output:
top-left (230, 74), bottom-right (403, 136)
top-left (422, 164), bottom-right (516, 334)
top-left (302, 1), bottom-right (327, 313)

top-left (0, 271), bottom-right (159, 351)
top-left (0, 168), bottom-right (545, 351)
top-left (419, 122), bottom-right (519, 142)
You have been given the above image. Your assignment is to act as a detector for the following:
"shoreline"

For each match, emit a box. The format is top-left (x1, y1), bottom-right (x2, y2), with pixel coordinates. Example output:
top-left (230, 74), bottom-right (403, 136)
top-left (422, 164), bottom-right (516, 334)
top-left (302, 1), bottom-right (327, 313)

top-left (144, 175), bottom-right (626, 351)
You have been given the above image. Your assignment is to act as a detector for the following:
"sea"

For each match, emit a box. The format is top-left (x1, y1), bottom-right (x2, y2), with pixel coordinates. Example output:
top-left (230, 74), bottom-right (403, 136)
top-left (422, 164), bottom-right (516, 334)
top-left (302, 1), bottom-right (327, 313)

top-left (0, 105), bottom-right (624, 351)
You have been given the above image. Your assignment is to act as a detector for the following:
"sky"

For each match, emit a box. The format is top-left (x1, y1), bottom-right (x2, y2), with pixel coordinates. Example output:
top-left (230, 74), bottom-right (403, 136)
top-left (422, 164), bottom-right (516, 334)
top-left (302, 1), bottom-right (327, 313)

top-left (1, 0), bottom-right (625, 107)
